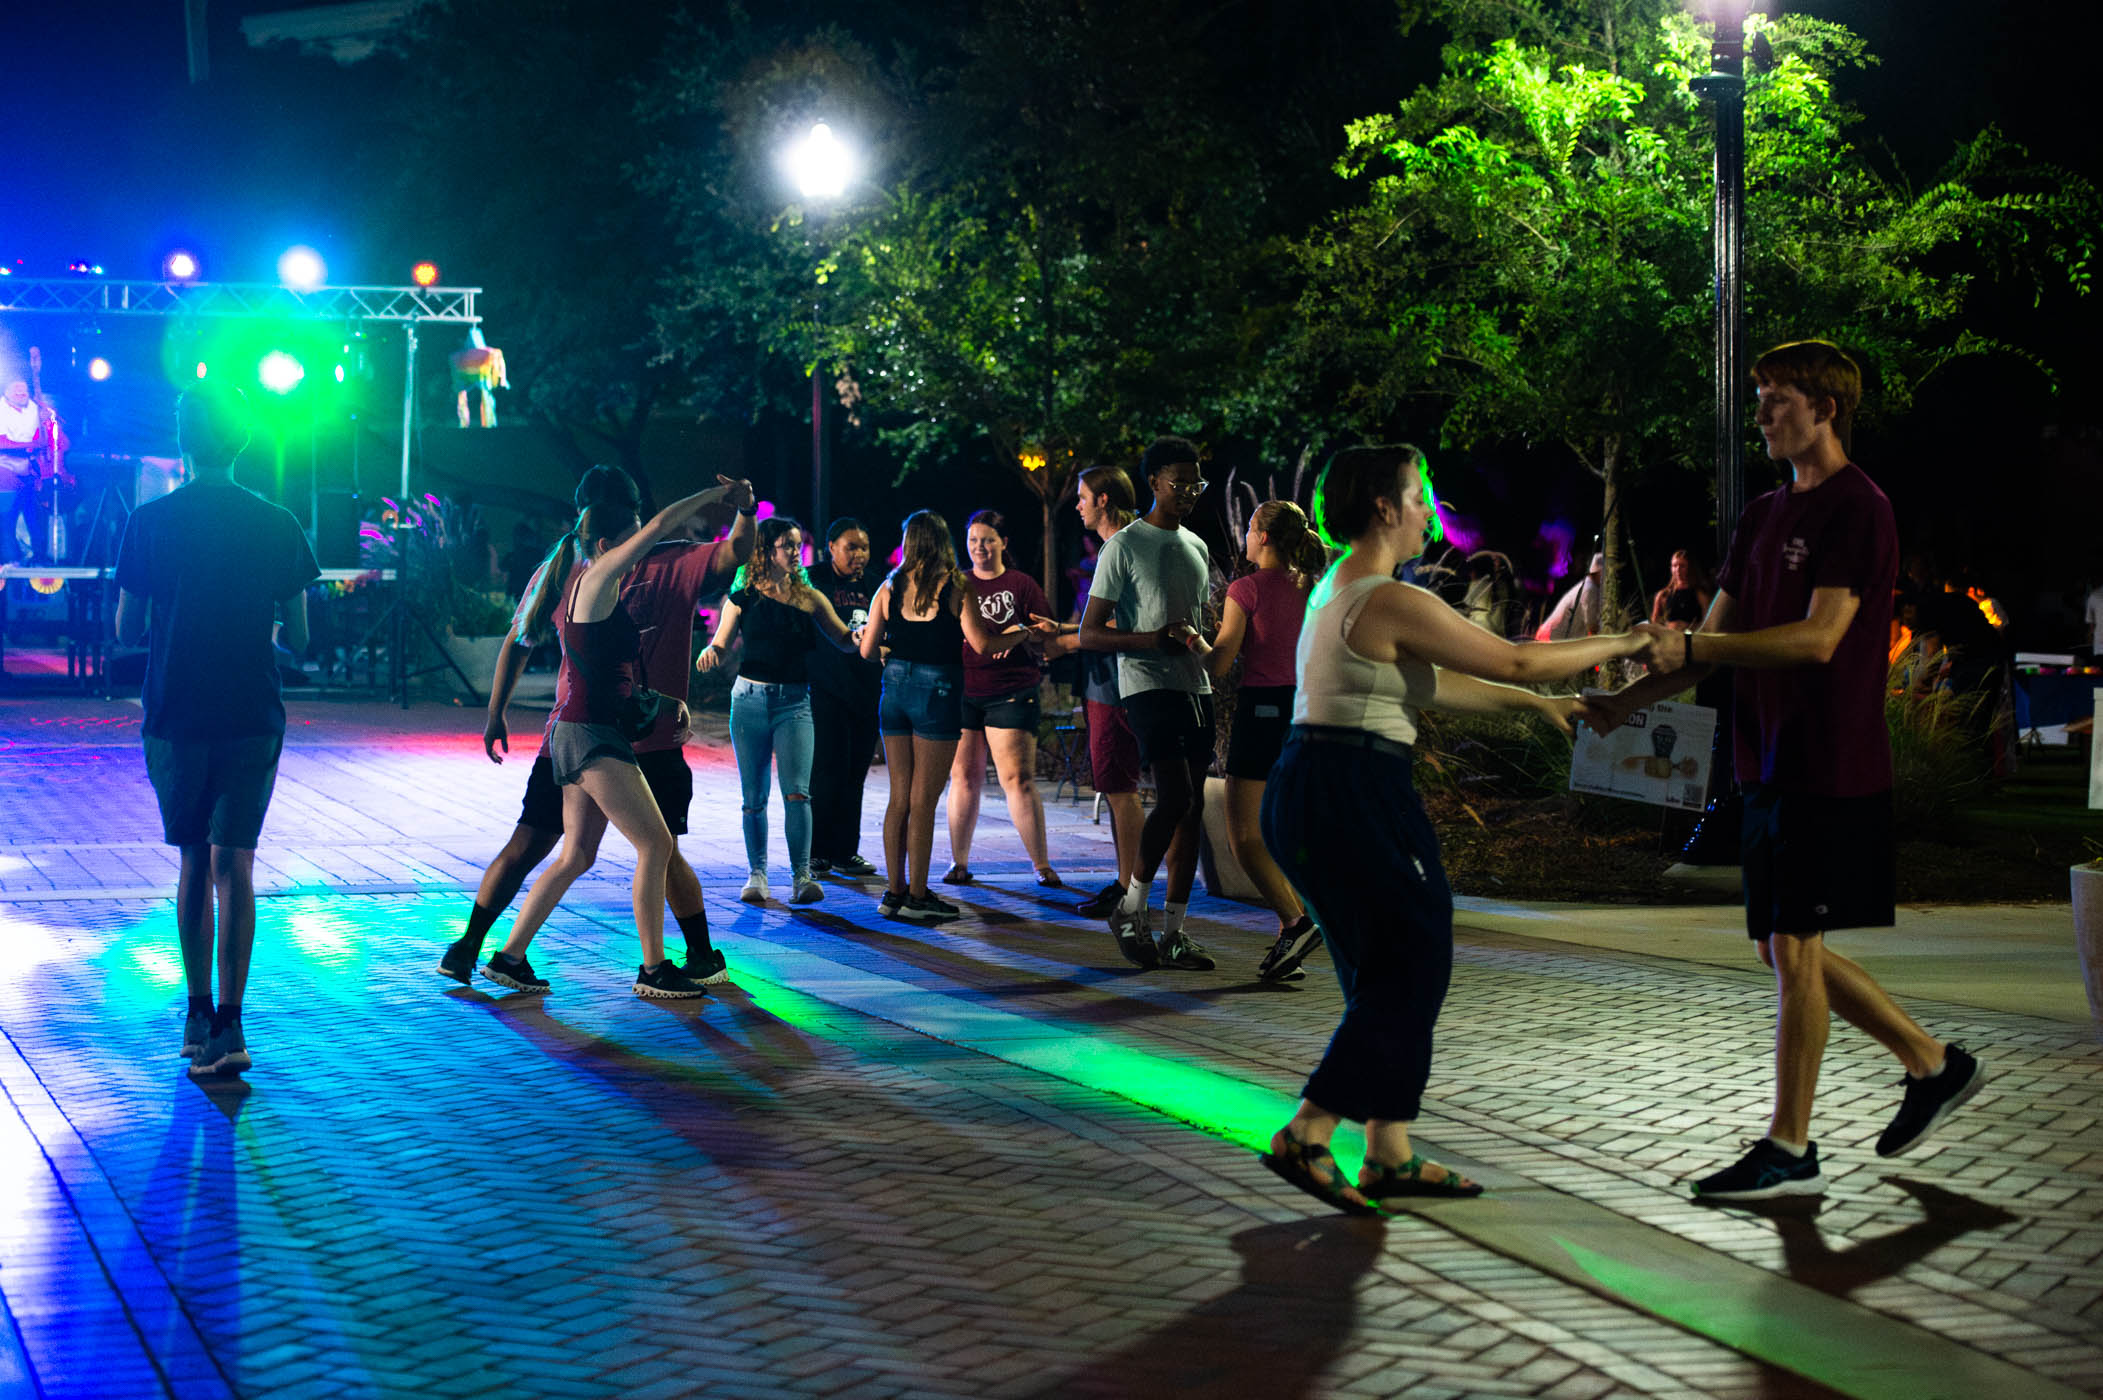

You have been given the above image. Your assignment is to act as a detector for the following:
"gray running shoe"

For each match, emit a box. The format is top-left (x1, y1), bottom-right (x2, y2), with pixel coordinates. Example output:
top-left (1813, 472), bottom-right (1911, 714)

top-left (789, 878), bottom-right (826, 905)
top-left (1109, 903), bottom-right (1158, 968)
top-left (1156, 930), bottom-right (1216, 971)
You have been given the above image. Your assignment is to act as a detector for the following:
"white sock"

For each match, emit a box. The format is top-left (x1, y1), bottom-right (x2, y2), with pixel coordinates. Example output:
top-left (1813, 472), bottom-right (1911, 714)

top-left (1921, 1054), bottom-right (1948, 1079)
top-left (1163, 901), bottom-right (1188, 935)
top-left (1767, 1136), bottom-right (1808, 1157)
top-left (1119, 879), bottom-right (1150, 915)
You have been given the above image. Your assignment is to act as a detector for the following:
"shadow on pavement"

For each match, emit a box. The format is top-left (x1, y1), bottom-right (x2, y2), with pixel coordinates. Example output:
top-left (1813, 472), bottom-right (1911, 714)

top-left (1016, 1215), bottom-right (1385, 1399)
top-left (1697, 1176), bottom-right (2020, 1298)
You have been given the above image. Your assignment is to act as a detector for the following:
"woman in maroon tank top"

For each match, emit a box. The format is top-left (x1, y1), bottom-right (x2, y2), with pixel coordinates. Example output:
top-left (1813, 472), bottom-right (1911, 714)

top-left (481, 468), bottom-right (745, 1000)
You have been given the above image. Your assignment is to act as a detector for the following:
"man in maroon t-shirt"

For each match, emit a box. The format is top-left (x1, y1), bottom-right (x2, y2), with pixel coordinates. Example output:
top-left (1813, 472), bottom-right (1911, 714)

top-left (438, 474), bottom-right (756, 985)
top-left (1593, 340), bottom-right (1987, 1202)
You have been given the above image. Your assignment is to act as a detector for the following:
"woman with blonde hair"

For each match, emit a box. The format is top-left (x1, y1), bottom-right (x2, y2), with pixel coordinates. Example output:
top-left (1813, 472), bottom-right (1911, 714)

top-left (698, 515), bottom-right (858, 906)
top-left (1200, 499), bottom-right (1329, 979)
top-left (857, 510), bottom-right (1046, 920)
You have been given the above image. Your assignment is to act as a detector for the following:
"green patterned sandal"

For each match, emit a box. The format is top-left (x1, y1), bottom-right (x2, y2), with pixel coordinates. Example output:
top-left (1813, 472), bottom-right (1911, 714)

top-left (1361, 1154), bottom-right (1485, 1204)
top-left (1259, 1130), bottom-right (1379, 1217)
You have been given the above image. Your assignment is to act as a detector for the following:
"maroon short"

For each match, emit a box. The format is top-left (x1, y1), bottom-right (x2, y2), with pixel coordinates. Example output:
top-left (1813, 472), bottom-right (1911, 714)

top-left (1086, 698), bottom-right (1142, 795)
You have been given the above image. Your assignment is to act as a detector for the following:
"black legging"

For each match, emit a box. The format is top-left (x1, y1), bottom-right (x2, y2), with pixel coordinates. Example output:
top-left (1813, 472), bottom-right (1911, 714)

top-left (809, 682), bottom-right (881, 862)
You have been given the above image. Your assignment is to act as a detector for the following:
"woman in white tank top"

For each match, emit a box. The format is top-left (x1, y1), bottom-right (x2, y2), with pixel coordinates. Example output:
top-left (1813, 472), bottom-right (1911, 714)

top-left (1255, 445), bottom-right (1669, 1214)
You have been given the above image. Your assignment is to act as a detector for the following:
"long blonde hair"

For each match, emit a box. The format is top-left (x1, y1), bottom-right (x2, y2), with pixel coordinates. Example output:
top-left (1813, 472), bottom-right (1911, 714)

top-left (891, 510), bottom-right (969, 614)
top-left (1252, 499), bottom-right (1328, 589)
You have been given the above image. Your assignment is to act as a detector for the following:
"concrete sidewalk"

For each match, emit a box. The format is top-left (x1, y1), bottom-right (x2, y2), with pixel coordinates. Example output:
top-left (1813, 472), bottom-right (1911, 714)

top-left (1, 692), bottom-right (2098, 1400)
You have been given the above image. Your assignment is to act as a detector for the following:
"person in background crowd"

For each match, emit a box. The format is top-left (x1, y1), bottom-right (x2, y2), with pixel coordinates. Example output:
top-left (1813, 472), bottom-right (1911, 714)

top-left (1204, 500), bottom-right (1326, 981)
top-left (698, 517), bottom-right (859, 906)
top-left (857, 510), bottom-right (1039, 921)
top-left (1536, 552), bottom-right (1605, 641)
top-left (440, 468), bottom-right (755, 987)
top-left (1078, 437), bottom-right (1218, 972)
top-left (1065, 467), bottom-right (1144, 918)
top-left (945, 508), bottom-right (1061, 888)
top-left (807, 518), bottom-right (884, 878)
top-left (1651, 550), bottom-right (1714, 631)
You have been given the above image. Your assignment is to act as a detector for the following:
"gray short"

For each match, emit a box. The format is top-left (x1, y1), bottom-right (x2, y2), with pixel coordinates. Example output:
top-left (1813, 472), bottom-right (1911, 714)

top-left (144, 733), bottom-right (284, 848)
top-left (546, 720), bottom-right (637, 785)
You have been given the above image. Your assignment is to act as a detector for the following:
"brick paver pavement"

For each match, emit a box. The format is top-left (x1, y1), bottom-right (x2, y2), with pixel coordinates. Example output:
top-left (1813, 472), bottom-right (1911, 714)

top-left (2, 694), bottom-right (2099, 1399)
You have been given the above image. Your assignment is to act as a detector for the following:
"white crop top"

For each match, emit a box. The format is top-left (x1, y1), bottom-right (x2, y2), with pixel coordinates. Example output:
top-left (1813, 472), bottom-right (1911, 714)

top-left (1291, 574), bottom-right (1438, 746)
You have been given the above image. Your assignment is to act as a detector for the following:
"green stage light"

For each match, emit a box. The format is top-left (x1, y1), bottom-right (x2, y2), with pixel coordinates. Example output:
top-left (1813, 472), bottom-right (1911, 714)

top-left (258, 351), bottom-right (305, 394)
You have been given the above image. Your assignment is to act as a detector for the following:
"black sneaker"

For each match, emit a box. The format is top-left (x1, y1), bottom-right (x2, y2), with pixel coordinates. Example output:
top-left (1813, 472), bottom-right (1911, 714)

top-left (683, 946), bottom-right (730, 985)
top-left (481, 952), bottom-right (551, 993)
top-left (189, 1016), bottom-right (251, 1077)
top-left (1258, 918), bottom-right (1322, 981)
top-left (179, 1008), bottom-right (209, 1059)
top-left (833, 854), bottom-right (878, 878)
top-left (1108, 904), bottom-right (1158, 969)
top-left (1076, 882), bottom-right (1125, 918)
top-left (878, 889), bottom-right (907, 918)
top-left (436, 935), bottom-right (482, 986)
top-left (901, 892), bottom-right (963, 922)
top-left (1156, 930), bottom-right (1216, 971)
top-left (1691, 1139), bottom-right (1824, 1201)
top-left (1877, 1044), bottom-right (1987, 1158)
top-left (809, 857), bottom-right (833, 875)
top-left (635, 960), bottom-right (710, 1000)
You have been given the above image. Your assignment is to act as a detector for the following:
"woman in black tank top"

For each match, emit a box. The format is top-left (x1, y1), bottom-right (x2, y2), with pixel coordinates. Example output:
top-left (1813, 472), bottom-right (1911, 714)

top-left (477, 471), bottom-right (746, 1002)
top-left (854, 510), bottom-right (1046, 920)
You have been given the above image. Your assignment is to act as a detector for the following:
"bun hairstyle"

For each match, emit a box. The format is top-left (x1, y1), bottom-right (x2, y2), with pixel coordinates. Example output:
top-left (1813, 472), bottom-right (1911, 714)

top-left (1313, 444), bottom-right (1428, 551)
top-left (893, 509), bottom-right (969, 614)
top-left (733, 515), bottom-right (811, 592)
top-left (516, 465), bottom-right (642, 641)
top-left (1251, 499), bottom-right (1329, 588)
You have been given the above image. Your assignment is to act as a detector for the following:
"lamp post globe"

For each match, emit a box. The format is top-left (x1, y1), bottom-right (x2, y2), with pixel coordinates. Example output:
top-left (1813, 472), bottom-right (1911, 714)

top-left (785, 121), bottom-right (856, 528)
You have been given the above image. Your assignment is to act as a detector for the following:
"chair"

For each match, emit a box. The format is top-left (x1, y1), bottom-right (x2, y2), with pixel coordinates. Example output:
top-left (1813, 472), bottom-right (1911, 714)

top-left (1045, 703), bottom-right (1088, 802)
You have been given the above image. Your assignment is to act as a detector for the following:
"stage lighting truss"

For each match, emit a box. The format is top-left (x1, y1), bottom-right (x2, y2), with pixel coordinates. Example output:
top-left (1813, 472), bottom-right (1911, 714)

top-left (0, 278), bottom-right (480, 325)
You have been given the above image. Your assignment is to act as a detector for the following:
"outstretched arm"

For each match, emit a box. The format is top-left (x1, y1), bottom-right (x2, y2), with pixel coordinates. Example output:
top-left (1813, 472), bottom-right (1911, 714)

top-left (575, 481), bottom-right (738, 621)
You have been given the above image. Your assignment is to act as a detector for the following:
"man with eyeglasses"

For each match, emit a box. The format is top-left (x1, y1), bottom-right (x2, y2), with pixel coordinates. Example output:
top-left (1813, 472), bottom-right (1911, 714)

top-left (1079, 436), bottom-right (1219, 971)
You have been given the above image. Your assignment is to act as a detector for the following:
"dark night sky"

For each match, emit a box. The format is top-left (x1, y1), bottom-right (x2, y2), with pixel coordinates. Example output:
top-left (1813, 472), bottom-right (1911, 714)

top-left (9, 0), bottom-right (2100, 281)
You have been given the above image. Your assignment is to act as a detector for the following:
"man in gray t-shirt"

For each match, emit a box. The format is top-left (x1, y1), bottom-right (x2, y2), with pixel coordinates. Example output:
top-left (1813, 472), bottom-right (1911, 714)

top-left (1079, 437), bottom-right (1219, 973)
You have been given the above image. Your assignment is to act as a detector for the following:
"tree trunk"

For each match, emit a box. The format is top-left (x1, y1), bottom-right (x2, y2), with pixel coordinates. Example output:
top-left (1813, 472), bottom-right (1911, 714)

top-left (1599, 433), bottom-right (1627, 629)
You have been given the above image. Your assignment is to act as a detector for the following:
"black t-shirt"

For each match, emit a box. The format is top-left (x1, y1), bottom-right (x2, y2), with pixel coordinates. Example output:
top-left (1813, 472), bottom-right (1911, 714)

top-left (807, 560), bottom-right (881, 699)
top-left (730, 585), bottom-right (816, 684)
top-left (115, 476), bottom-right (320, 741)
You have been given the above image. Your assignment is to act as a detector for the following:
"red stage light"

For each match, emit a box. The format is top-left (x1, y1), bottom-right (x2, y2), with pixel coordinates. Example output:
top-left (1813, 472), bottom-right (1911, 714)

top-left (411, 261), bottom-right (440, 287)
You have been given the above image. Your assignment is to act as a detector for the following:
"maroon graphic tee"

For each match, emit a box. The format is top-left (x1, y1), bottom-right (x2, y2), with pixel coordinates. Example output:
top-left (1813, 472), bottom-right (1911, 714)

top-left (962, 568), bottom-right (1049, 698)
top-left (1716, 464), bottom-right (1898, 797)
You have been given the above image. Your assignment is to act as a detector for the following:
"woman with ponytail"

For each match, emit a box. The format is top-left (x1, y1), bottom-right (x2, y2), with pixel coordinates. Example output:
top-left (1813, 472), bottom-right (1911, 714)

top-left (481, 468), bottom-right (745, 1000)
top-left (1202, 499), bottom-right (1329, 979)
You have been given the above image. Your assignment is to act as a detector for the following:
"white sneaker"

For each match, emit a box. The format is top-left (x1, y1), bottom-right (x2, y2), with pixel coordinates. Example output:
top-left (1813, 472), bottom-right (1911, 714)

top-left (740, 871), bottom-right (770, 904)
top-left (789, 878), bottom-right (825, 905)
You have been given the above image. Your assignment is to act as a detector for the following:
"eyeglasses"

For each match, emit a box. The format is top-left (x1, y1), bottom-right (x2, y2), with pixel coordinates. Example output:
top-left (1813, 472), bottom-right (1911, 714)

top-left (1168, 478), bottom-right (1209, 497)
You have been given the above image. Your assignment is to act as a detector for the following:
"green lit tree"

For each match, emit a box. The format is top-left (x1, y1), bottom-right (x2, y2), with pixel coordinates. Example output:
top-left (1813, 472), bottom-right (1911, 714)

top-left (1297, 2), bottom-right (2096, 621)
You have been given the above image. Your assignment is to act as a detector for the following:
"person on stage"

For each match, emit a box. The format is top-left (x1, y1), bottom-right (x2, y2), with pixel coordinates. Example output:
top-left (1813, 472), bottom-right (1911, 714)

top-left (1077, 438), bottom-right (1218, 971)
top-left (1588, 340), bottom-right (1989, 1202)
top-left (1199, 499), bottom-right (1328, 980)
top-left (2, 380), bottom-right (43, 564)
top-left (697, 516), bottom-right (860, 906)
top-left (856, 510), bottom-right (1040, 921)
top-left (438, 467), bottom-right (755, 987)
top-left (1257, 444), bottom-right (1657, 1214)
top-left (479, 474), bottom-right (752, 998)
top-left (806, 518), bottom-right (884, 879)
top-left (113, 384), bottom-right (319, 1076)
top-left (944, 509), bottom-right (1060, 888)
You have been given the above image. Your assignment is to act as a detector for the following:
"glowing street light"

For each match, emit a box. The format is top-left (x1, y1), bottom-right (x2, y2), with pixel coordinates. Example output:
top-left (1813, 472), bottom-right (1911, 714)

top-left (277, 246), bottom-right (327, 290)
top-left (787, 122), bottom-right (854, 202)
top-left (258, 351), bottom-right (306, 394)
top-left (164, 250), bottom-right (200, 281)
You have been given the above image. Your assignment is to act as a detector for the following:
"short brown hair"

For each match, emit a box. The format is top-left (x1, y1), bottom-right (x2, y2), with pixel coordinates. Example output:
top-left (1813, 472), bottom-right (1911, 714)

top-left (1078, 464), bottom-right (1137, 528)
top-left (1753, 340), bottom-right (1861, 446)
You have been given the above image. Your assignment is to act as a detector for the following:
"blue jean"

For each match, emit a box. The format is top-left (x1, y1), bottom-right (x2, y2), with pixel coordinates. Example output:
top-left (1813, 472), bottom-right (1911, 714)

top-left (730, 677), bottom-right (815, 877)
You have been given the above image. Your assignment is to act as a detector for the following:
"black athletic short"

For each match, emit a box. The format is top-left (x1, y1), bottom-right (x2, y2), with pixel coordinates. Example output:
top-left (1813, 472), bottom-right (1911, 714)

top-left (1120, 689), bottom-right (1216, 768)
top-left (1224, 685), bottom-right (1293, 780)
top-left (961, 683), bottom-right (1042, 733)
top-left (518, 745), bottom-right (694, 836)
top-left (1740, 784), bottom-right (1895, 940)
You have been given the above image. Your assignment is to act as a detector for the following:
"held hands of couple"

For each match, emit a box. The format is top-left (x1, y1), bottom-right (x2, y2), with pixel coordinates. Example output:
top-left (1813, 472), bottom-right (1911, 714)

top-left (1629, 621), bottom-right (1686, 675)
top-left (713, 474), bottom-right (757, 511)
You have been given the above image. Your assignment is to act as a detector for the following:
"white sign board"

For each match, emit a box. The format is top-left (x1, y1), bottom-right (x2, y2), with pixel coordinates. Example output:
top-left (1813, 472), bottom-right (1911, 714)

top-left (1570, 700), bottom-right (1718, 811)
top-left (2090, 690), bottom-right (2102, 810)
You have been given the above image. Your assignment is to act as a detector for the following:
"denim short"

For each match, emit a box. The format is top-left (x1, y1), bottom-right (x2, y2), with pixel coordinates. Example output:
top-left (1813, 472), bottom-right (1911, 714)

top-left (961, 683), bottom-right (1042, 733)
top-left (879, 659), bottom-right (962, 740)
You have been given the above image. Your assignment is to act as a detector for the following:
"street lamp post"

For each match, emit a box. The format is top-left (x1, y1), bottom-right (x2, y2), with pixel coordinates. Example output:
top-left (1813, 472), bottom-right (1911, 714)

top-left (788, 123), bottom-right (854, 531)
top-left (1680, 2), bottom-right (1752, 871)
top-left (1691, 3), bottom-right (1749, 565)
